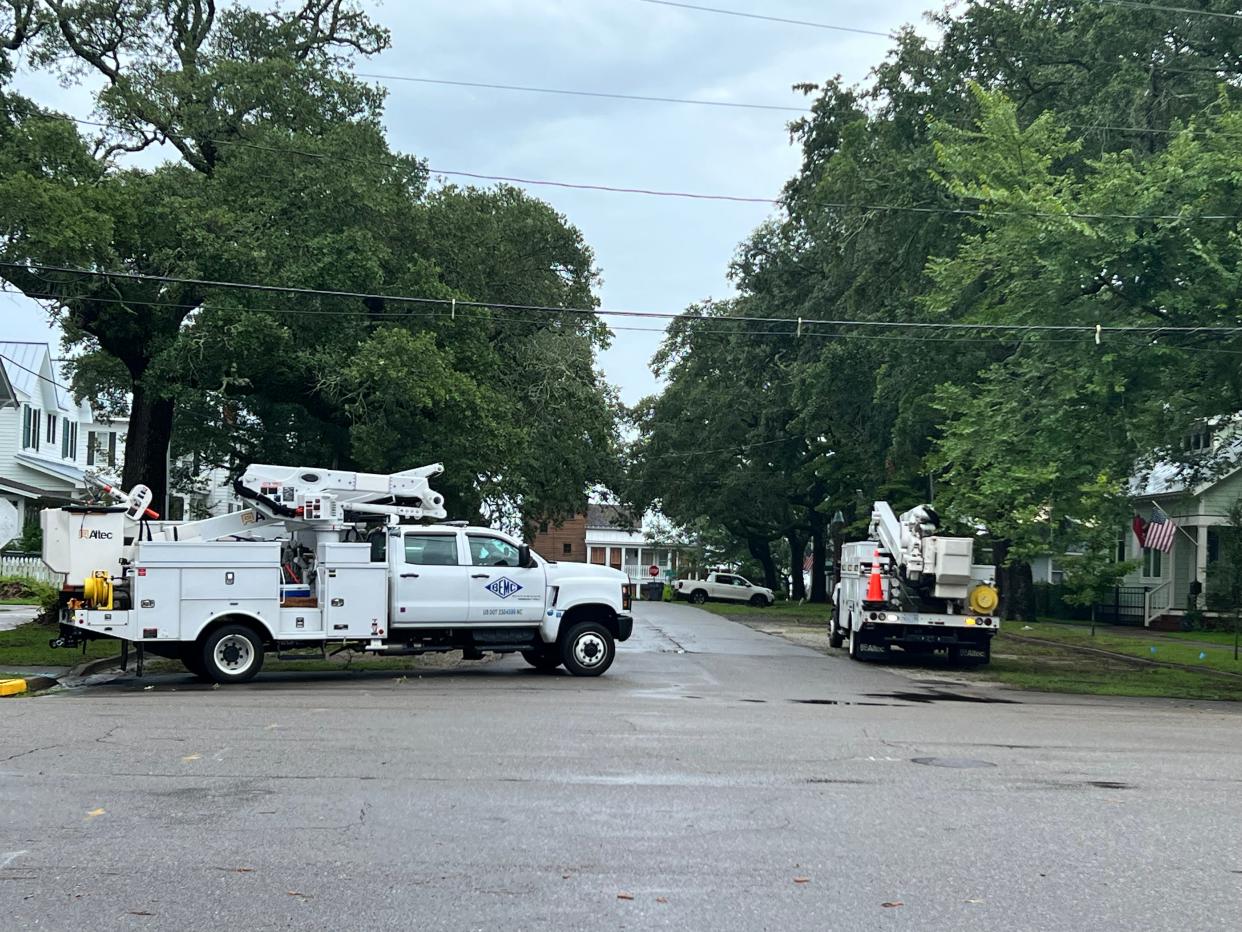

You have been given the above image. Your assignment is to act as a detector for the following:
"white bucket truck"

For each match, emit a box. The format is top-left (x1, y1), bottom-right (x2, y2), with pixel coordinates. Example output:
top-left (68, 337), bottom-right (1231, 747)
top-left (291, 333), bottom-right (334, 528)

top-left (831, 502), bottom-right (1000, 664)
top-left (42, 464), bottom-right (633, 683)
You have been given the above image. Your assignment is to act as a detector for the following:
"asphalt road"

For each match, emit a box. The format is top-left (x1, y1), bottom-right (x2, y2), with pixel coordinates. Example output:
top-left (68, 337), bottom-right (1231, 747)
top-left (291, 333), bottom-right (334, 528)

top-left (3, 602), bottom-right (1241, 931)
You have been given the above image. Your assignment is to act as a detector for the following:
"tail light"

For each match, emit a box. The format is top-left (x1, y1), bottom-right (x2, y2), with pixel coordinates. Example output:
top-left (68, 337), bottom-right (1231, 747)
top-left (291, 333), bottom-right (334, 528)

top-left (622, 584), bottom-right (633, 611)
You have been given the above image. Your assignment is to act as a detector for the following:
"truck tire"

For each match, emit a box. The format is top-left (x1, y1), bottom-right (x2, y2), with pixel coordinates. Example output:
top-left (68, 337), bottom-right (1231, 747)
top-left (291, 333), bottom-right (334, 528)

top-left (521, 648), bottom-right (562, 672)
top-left (179, 645), bottom-right (208, 680)
top-left (200, 624), bottom-right (264, 684)
top-left (829, 602), bottom-right (845, 649)
top-left (689, 589), bottom-right (708, 604)
top-left (848, 624), bottom-right (863, 661)
top-left (749, 594), bottom-right (768, 607)
top-left (560, 621), bottom-right (615, 677)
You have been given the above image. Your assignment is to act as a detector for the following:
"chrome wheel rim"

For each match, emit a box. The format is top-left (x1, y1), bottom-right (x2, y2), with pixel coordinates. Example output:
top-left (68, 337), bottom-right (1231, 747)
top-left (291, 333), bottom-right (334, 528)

top-left (214, 634), bottom-right (255, 676)
top-left (573, 632), bottom-right (608, 668)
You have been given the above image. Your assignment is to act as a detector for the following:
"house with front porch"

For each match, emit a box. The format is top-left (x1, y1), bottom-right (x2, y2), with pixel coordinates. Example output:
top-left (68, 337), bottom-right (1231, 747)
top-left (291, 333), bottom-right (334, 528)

top-left (1126, 426), bottom-right (1242, 628)
top-left (0, 342), bottom-right (109, 537)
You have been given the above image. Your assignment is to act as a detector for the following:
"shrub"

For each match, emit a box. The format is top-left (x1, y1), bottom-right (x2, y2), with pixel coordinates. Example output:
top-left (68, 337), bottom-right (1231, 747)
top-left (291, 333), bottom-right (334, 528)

top-left (0, 574), bottom-right (59, 614)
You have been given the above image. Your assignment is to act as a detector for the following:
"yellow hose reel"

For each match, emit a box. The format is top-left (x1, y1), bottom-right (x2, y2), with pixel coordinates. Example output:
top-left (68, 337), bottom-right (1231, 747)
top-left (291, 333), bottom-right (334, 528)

top-left (83, 571), bottom-right (114, 611)
top-left (969, 583), bottom-right (999, 616)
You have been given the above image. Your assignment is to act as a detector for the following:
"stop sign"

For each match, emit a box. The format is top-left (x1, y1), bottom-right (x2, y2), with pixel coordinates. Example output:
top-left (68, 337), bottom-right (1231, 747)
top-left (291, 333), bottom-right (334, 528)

top-left (648, 564), bottom-right (661, 578)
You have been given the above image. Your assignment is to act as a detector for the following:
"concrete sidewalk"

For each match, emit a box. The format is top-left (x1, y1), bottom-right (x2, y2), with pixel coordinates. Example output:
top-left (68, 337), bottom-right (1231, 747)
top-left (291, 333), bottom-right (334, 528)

top-left (0, 603), bottom-right (41, 631)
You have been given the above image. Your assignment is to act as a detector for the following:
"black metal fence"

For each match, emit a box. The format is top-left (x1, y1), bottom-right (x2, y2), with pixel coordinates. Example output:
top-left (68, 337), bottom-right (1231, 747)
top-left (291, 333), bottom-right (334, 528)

top-left (1033, 583), bottom-right (1148, 626)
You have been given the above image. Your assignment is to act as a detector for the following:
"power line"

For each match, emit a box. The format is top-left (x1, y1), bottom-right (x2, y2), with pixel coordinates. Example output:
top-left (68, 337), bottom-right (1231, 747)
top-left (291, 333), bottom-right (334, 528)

top-left (5, 262), bottom-right (1242, 334)
top-left (631, 0), bottom-right (893, 37)
top-left (11, 107), bottom-right (1242, 219)
top-left (0, 352), bottom-right (74, 395)
top-left (1089, 0), bottom-right (1242, 22)
top-left (357, 73), bottom-right (807, 114)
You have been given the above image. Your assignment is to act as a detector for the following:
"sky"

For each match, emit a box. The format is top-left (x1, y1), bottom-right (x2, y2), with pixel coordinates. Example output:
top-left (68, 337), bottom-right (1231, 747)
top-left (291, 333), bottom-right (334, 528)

top-left (1, 0), bottom-right (939, 406)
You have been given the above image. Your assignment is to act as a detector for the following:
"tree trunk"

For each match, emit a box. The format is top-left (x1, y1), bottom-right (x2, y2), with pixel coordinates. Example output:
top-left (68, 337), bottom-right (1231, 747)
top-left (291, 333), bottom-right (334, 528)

top-left (788, 530), bottom-right (806, 602)
top-left (993, 538), bottom-right (1037, 622)
top-left (809, 510), bottom-right (828, 603)
top-left (748, 535), bottom-right (778, 591)
top-left (121, 383), bottom-right (175, 514)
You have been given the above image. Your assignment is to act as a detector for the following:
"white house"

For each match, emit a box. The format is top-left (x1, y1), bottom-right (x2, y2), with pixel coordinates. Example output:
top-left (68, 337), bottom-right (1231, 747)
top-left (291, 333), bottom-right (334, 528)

top-left (0, 342), bottom-right (123, 535)
top-left (1, 342), bottom-right (239, 545)
top-left (1124, 424), bottom-right (1242, 627)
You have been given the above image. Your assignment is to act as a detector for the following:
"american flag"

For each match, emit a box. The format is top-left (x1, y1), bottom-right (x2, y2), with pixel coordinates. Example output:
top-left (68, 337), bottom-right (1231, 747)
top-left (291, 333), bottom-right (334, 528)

top-left (1144, 505), bottom-right (1178, 553)
top-left (803, 553), bottom-right (813, 573)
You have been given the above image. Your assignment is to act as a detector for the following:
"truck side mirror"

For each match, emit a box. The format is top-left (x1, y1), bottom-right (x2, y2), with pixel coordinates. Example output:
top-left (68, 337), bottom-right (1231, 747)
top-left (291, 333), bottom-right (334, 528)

top-left (518, 544), bottom-right (534, 568)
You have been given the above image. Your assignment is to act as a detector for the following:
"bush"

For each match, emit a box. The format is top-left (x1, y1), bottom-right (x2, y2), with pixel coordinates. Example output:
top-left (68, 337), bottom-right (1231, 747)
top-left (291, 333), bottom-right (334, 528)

top-left (0, 574), bottom-right (59, 614)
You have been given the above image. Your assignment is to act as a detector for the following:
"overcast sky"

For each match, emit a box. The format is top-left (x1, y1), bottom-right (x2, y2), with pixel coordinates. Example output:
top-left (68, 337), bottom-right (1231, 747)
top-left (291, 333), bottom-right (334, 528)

top-left (2, 0), bottom-right (939, 405)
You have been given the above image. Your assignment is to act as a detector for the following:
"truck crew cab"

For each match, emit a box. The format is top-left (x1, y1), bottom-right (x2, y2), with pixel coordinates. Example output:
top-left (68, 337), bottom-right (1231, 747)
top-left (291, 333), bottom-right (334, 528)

top-left (43, 464), bottom-right (633, 683)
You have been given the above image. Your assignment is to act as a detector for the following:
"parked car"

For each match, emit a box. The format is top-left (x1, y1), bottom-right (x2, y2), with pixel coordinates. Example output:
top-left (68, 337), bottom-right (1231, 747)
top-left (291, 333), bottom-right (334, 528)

top-left (674, 572), bottom-right (775, 607)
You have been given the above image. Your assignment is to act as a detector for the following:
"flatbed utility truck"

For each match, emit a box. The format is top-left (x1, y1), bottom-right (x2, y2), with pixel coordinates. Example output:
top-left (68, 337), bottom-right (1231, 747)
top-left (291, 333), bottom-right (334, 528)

top-left (832, 502), bottom-right (999, 664)
top-left (42, 464), bottom-right (633, 683)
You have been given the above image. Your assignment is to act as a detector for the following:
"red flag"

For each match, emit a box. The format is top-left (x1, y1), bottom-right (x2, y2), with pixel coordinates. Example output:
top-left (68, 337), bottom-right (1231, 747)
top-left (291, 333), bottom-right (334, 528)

top-left (1131, 514), bottom-right (1147, 549)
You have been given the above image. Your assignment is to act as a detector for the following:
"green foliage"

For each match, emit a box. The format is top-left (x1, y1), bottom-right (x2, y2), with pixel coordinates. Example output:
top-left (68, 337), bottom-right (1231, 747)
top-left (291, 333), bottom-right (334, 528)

top-left (0, 574), bottom-right (57, 612)
top-left (635, 1), bottom-right (1242, 593)
top-left (0, 2), bottom-right (621, 528)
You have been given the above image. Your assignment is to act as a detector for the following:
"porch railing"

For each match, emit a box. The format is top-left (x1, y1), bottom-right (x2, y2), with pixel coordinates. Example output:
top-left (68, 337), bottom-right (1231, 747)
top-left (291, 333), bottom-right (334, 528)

top-left (1144, 581), bottom-right (1174, 627)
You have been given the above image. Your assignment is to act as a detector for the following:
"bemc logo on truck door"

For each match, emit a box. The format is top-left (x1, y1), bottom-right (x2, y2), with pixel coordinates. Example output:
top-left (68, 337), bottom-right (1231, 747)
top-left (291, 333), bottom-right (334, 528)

top-left (485, 577), bottom-right (523, 599)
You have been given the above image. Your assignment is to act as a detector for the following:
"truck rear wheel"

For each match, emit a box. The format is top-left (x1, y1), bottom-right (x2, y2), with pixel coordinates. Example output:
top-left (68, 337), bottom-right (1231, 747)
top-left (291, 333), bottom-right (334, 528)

top-left (689, 589), bottom-right (708, 604)
top-left (201, 624), bottom-right (264, 684)
top-left (847, 624), bottom-right (863, 661)
top-left (560, 621), bottom-right (615, 677)
top-left (829, 603), bottom-right (845, 649)
top-left (179, 645), bottom-right (208, 680)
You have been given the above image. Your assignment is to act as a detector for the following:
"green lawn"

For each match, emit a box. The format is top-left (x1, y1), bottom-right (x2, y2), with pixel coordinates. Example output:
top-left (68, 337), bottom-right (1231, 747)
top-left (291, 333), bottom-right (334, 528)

top-left (0, 620), bottom-right (500, 675)
top-left (0, 620), bottom-right (116, 670)
top-left (988, 634), bottom-right (1242, 701)
top-left (1007, 622), bottom-right (1242, 676)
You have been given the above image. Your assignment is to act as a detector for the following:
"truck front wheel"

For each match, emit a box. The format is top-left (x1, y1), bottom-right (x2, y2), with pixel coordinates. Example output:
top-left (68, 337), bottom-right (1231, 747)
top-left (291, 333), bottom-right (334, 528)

top-left (560, 621), bottom-right (615, 677)
top-left (521, 648), bottom-right (562, 672)
top-left (201, 624), bottom-right (265, 684)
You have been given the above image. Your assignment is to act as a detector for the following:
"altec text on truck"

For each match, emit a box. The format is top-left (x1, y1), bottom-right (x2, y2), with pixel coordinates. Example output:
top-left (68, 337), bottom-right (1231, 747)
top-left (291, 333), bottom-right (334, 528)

top-left (832, 502), bottom-right (1000, 665)
top-left (42, 464), bottom-right (633, 683)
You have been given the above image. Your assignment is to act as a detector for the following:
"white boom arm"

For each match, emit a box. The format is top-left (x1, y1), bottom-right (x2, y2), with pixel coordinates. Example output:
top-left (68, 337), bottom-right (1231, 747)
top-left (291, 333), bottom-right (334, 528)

top-left (162, 463), bottom-right (448, 542)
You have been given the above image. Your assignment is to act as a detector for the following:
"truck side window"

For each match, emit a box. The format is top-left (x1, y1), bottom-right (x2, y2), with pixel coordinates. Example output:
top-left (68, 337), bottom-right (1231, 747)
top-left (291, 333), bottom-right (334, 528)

top-left (468, 535), bottom-right (521, 567)
top-left (404, 534), bottom-right (459, 566)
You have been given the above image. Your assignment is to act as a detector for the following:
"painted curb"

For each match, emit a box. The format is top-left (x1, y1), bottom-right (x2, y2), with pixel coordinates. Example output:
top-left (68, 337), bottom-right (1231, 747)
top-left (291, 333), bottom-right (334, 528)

top-left (0, 675), bottom-right (58, 697)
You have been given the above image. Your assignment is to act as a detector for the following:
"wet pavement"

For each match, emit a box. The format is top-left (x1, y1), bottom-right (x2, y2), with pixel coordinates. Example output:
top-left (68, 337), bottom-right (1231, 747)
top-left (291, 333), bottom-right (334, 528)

top-left (2, 602), bottom-right (1241, 930)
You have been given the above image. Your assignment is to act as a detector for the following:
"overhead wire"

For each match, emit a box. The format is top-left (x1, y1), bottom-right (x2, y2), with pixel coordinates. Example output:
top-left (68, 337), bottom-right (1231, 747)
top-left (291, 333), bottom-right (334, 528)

top-left (630, 0), bottom-right (893, 36)
top-left (8, 106), bottom-right (1242, 221)
top-left (1089, 0), bottom-right (1242, 21)
top-left (5, 265), bottom-right (1242, 336)
top-left (356, 73), bottom-right (807, 113)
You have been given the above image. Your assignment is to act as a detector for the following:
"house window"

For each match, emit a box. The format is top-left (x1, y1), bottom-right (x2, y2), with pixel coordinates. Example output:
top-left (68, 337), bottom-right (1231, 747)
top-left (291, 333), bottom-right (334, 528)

top-left (46, 413), bottom-right (56, 444)
top-left (21, 406), bottom-right (31, 448)
top-left (1115, 531), bottom-right (1126, 563)
top-left (60, 418), bottom-right (71, 458)
top-left (88, 431), bottom-right (117, 468)
top-left (562, 542), bottom-right (572, 555)
top-left (22, 406), bottom-right (41, 450)
top-left (1143, 548), bottom-right (1162, 579)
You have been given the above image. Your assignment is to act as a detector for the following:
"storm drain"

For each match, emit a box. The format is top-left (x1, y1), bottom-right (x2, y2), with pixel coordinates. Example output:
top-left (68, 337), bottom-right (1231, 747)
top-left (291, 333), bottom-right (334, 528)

top-left (911, 757), bottom-right (997, 769)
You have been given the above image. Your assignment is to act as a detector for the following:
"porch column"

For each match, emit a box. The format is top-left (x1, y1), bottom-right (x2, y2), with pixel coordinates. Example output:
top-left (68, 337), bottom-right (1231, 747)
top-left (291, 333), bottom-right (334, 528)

top-left (1197, 524), bottom-right (1209, 603)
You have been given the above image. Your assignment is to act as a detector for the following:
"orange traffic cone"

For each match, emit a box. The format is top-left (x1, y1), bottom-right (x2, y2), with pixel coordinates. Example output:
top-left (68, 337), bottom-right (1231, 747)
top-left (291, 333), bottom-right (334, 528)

top-left (865, 550), bottom-right (885, 604)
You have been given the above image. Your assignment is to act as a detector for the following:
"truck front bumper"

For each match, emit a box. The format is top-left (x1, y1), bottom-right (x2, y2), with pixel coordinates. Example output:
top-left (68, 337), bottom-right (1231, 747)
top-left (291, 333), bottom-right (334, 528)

top-left (615, 613), bottom-right (634, 642)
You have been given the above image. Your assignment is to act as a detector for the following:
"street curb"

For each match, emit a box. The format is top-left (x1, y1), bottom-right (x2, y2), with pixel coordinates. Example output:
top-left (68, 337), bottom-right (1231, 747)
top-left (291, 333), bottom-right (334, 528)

top-left (0, 675), bottom-right (59, 697)
top-left (67, 655), bottom-right (125, 678)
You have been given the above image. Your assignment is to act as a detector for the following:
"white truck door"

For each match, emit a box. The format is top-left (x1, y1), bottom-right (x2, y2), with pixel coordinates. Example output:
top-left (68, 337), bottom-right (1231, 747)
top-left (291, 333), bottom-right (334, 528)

top-left (465, 533), bottom-right (546, 624)
top-left (391, 530), bottom-right (469, 625)
top-left (711, 574), bottom-right (734, 600)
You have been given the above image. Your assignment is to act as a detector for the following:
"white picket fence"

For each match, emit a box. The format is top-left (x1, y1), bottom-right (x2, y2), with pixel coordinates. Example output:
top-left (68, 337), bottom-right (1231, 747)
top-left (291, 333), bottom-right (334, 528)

top-left (0, 552), bottom-right (64, 587)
